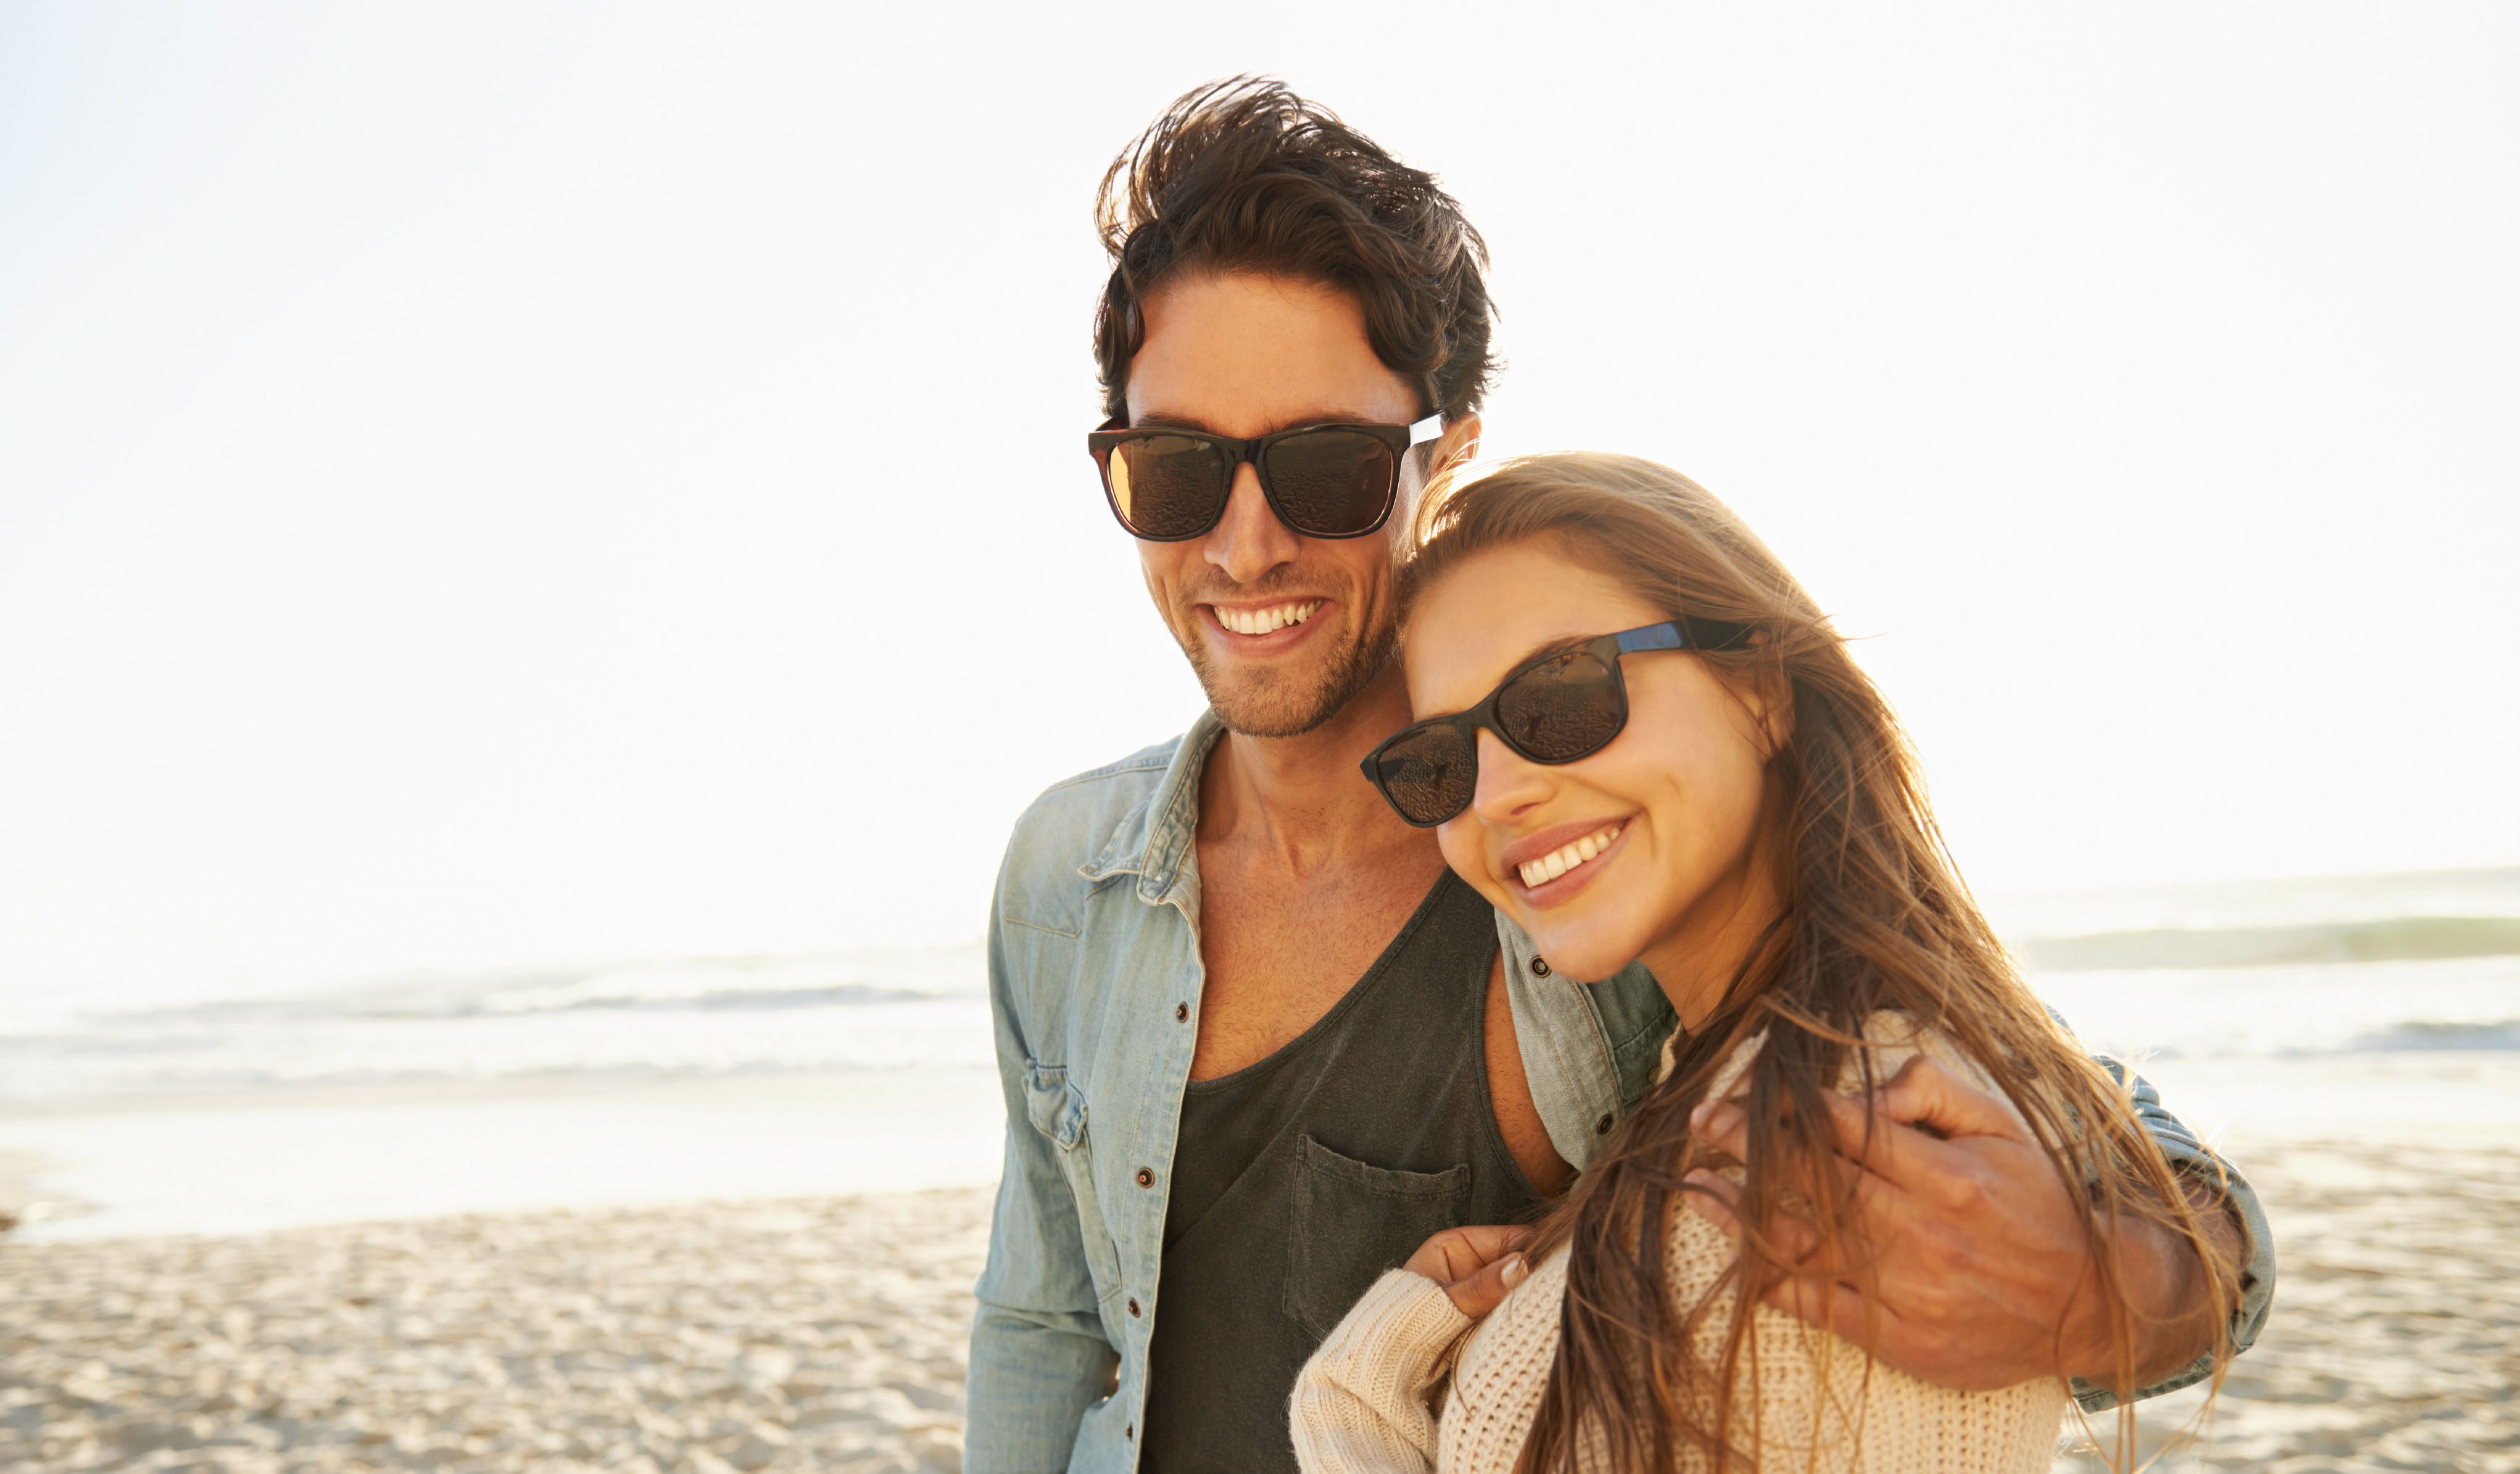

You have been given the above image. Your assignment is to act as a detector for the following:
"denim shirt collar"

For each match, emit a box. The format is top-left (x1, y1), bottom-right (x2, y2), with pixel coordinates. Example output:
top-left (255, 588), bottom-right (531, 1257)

top-left (1078, 708), bottom-right (1226, 908)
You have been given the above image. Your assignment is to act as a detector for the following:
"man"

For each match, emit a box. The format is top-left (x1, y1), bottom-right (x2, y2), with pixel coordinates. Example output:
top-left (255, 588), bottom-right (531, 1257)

top-left (967, 78), bottom-right (2271, 1473)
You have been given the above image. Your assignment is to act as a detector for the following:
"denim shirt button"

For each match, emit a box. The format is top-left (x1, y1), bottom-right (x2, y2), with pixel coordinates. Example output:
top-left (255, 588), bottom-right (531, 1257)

top-left (1175, 1003), bottom-right (1188, 1022)
top-left (1135, 1167), bottom-right (1154, 1188)
top-left (1127, 1298), bottom-right (1141, 1317)
top-left (1530, 955), bottom-right (1551, 977)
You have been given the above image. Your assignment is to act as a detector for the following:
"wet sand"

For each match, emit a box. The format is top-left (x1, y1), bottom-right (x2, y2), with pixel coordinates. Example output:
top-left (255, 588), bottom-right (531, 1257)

top-left (6, 1139), bottom-right (2518, 1472)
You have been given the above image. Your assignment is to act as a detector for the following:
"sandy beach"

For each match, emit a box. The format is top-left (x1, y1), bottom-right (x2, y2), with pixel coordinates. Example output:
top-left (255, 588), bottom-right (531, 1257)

top-left (2, 1186), bottom-right (995, 1474)
top-left (2052, 1135), bottom-right (2520, 1472)
top-left (7, 1131), bottom-right (2517, 1473)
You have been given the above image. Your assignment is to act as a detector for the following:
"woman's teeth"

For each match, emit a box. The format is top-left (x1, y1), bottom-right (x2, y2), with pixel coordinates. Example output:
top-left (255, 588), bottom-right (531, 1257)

top-left (1216, 600), bottom-right (1323, 636)
top-left (1517, 822), bottom-right (1624, 888)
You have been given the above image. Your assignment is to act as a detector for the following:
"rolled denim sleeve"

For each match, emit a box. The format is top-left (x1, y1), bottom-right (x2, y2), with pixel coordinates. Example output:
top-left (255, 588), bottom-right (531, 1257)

top-left (2070, 1053), bottom-right (2277, 1412)
top-left (965, 895), bottom-right (1117, 1472)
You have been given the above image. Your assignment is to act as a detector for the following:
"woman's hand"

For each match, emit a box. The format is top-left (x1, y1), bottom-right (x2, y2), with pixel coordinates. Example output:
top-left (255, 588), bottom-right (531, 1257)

top-left (1404, 1224), bottom-right (1534, 1318)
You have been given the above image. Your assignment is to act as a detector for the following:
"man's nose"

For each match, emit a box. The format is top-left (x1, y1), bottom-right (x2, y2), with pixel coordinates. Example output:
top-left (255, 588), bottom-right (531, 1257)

top-left (1469, 729), bottom-right (1551, 826)
top-left (1203, 462), bottom-right (1299, 585)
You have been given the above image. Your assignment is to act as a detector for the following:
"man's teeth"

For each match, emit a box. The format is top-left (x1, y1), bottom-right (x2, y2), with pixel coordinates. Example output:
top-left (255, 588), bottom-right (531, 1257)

top-left (1518, 823), bottom-right (1625, 888)
top-left (1215, 600), bottom-right (1324, 636)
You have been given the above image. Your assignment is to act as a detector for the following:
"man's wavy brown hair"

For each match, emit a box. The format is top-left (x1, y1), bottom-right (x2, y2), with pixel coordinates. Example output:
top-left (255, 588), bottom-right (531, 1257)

top-left (1401, 453), bottom-right (2237, 1472)
top-left (1093, 77), bottom-right (1498, 423)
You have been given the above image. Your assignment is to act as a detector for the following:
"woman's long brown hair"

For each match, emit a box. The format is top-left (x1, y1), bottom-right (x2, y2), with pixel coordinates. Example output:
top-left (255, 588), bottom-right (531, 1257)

top-left (1400, 453), bottom-right (2234, 1472)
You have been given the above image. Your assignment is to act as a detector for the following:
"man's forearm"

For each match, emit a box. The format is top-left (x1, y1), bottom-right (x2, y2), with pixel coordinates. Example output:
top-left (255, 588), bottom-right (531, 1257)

top-left (2073, 1045), bottom-right (2276, 1409)
top-left (2067, 1183), bottom-right (2248, 1396)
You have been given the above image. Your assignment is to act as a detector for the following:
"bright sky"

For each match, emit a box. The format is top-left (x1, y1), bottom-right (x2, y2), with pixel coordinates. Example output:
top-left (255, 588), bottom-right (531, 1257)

top-left (2, 4), bottom-right (2514, 996)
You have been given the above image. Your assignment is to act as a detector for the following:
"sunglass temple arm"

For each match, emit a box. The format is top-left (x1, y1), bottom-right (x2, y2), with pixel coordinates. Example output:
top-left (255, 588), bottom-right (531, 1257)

top-left (1615, 623), bottom-right (1689, 655)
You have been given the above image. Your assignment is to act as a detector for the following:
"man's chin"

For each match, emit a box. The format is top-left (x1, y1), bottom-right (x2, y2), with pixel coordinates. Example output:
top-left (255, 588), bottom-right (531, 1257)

top-left (1203, 678), bottom-right (1350, 739)
top-left (1196, 650), bottom-right (1388, 739)
top-left (1177, 611), bottom-right (1395, 740)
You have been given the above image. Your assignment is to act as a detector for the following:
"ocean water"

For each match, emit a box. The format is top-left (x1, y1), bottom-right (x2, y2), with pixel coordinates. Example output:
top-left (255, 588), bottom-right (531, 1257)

top-left (8, 868), bottom-right (2518, 1106)
top-left (2, 867), bottom-right (2515, 1238)
top-left (0, 946), bottom-right (1003, 1240)
top-left (0, 946), bottom-right (992, 1104)
top-left (1999, 867), bottom-right (2520, 1061)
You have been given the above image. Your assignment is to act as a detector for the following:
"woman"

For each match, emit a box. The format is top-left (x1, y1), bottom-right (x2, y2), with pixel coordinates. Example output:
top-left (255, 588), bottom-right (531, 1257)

top-left (1289, 453), bottom-right (2233, 1472)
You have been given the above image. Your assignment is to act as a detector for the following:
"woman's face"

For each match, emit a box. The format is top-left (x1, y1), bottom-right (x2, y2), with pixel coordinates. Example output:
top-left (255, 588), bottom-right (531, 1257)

top-left (1403, 538), bottom-right (1783, 997)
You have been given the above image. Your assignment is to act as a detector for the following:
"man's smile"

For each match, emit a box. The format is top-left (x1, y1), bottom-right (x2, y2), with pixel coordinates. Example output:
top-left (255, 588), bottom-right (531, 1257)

top-left (1203, 598), bottom-right (1328, 642)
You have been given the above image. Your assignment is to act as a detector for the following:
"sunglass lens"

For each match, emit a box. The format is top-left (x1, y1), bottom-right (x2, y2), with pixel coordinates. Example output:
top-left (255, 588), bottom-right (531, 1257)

top-left (1494, 650), bottom-right (1625, 761)
top-left (1261, 429), bottom-right (1397, 536)
top-left (1109, 436), bottom-right (1229, 539)
top-left (1369, 723), bottom-right (1477, 826)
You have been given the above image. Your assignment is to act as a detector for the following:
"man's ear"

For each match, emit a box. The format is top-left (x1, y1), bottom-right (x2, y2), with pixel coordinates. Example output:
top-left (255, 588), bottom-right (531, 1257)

top-left (1435, 413), bottom-right (1482, 475)
top-left (1397, 413), bottom-right (1484, 528)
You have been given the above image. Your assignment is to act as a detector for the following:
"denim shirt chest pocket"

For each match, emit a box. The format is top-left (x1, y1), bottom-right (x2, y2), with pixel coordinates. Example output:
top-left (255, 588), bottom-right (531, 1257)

top-left (1021, 1061), bottom-right (1125, 1302)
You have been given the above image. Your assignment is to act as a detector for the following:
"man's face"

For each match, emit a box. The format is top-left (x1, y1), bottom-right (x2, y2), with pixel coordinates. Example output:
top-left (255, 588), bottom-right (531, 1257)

top-left (1124, 272), bottom-right (1467, 739)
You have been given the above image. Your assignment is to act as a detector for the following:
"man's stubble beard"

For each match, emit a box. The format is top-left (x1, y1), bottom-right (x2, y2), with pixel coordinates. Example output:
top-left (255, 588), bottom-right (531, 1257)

top-left (1175, 603), bottom-right (1399, 740)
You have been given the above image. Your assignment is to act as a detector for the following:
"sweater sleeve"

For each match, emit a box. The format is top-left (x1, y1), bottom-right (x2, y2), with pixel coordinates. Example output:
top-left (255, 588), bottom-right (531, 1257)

top-left (1291, 1270), bottom-right (1475, 1474)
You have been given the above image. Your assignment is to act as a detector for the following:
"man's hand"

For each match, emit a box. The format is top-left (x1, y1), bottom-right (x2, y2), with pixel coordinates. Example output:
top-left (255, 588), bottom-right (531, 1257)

top-left (1404, 1224), bottom-right (1533, 1319)
top-left (1684, 1054), bottom-right (2232, 1395)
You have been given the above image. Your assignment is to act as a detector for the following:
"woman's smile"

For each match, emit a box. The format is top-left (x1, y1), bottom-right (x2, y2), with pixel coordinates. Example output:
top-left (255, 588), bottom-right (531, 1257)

top-left (1501, 816), bottom-right (1633, 906)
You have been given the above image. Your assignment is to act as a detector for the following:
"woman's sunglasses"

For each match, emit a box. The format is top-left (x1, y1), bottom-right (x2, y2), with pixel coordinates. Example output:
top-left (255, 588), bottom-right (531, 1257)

top-left (1087, 415), bottom-right (1445, 541)
top-left (1360, 618), bottom-right (1754, 827)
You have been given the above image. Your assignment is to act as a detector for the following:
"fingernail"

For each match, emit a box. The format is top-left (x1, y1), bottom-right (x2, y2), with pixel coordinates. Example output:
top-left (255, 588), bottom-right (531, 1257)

top-left (1501, 1254), bottom-right (1528, 1288)
top-left (1689, 1101), bottom-right (1710, 1128)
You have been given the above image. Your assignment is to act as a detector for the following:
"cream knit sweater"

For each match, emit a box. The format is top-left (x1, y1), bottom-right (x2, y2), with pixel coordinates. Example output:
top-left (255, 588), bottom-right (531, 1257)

top-left (1288, 1013), bottom-right (2070, 1473)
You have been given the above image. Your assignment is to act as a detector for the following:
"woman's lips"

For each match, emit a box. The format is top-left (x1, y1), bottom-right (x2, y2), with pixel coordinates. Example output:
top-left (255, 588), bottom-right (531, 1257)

top-left (1508, 819), bottom-right (1633, 909)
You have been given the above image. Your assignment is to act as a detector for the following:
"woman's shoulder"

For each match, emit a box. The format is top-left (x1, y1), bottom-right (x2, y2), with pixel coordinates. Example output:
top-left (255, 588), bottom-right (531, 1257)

top-left (1851, 1009), bottom-right (1995, 1079)
top-left (1842, 1010), bottom-right (2031, 1130)
top-left (1670, 1011), bottom-right (2000, 1092)
top-left (1664, 1011), bottom-right (2026, 1137)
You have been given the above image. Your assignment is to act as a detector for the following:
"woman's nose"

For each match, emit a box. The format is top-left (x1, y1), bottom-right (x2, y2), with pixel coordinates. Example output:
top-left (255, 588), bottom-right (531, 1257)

top-left (1202, 463), bottom-right (1299, 584)
top-left (1469, 729), bottom-right (1551, 825)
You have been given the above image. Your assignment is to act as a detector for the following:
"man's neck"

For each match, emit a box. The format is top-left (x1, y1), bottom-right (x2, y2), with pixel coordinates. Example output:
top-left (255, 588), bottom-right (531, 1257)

top-left (1196, 662), bottom-right (1427, 876)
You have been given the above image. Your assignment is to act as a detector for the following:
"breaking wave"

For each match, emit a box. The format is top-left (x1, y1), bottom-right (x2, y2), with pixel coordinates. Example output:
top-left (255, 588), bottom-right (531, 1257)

top-left (2344, 1019), bottom-right (2520, 1052)
top-left (0, 947), bottom-right (992, 1103)
top-left (2019, 916), bottom-right (2520, 972)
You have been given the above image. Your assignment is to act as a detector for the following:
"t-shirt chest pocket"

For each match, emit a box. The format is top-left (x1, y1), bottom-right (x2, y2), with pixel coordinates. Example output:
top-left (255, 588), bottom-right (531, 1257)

top-left (1284, 1133), bottom-right (1473, 1340)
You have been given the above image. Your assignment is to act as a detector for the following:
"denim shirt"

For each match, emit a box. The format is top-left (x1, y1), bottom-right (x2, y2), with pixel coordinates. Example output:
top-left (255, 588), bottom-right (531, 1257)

top-left (966, 713), bottom-right (2275, 1473)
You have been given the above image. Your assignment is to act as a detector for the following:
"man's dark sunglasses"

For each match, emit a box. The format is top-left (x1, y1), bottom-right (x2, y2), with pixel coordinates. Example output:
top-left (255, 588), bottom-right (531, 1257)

top-left (1361, 618), bottom-right (1754, 828)
top-left (1088, 415), bottom-right (1445, 541)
